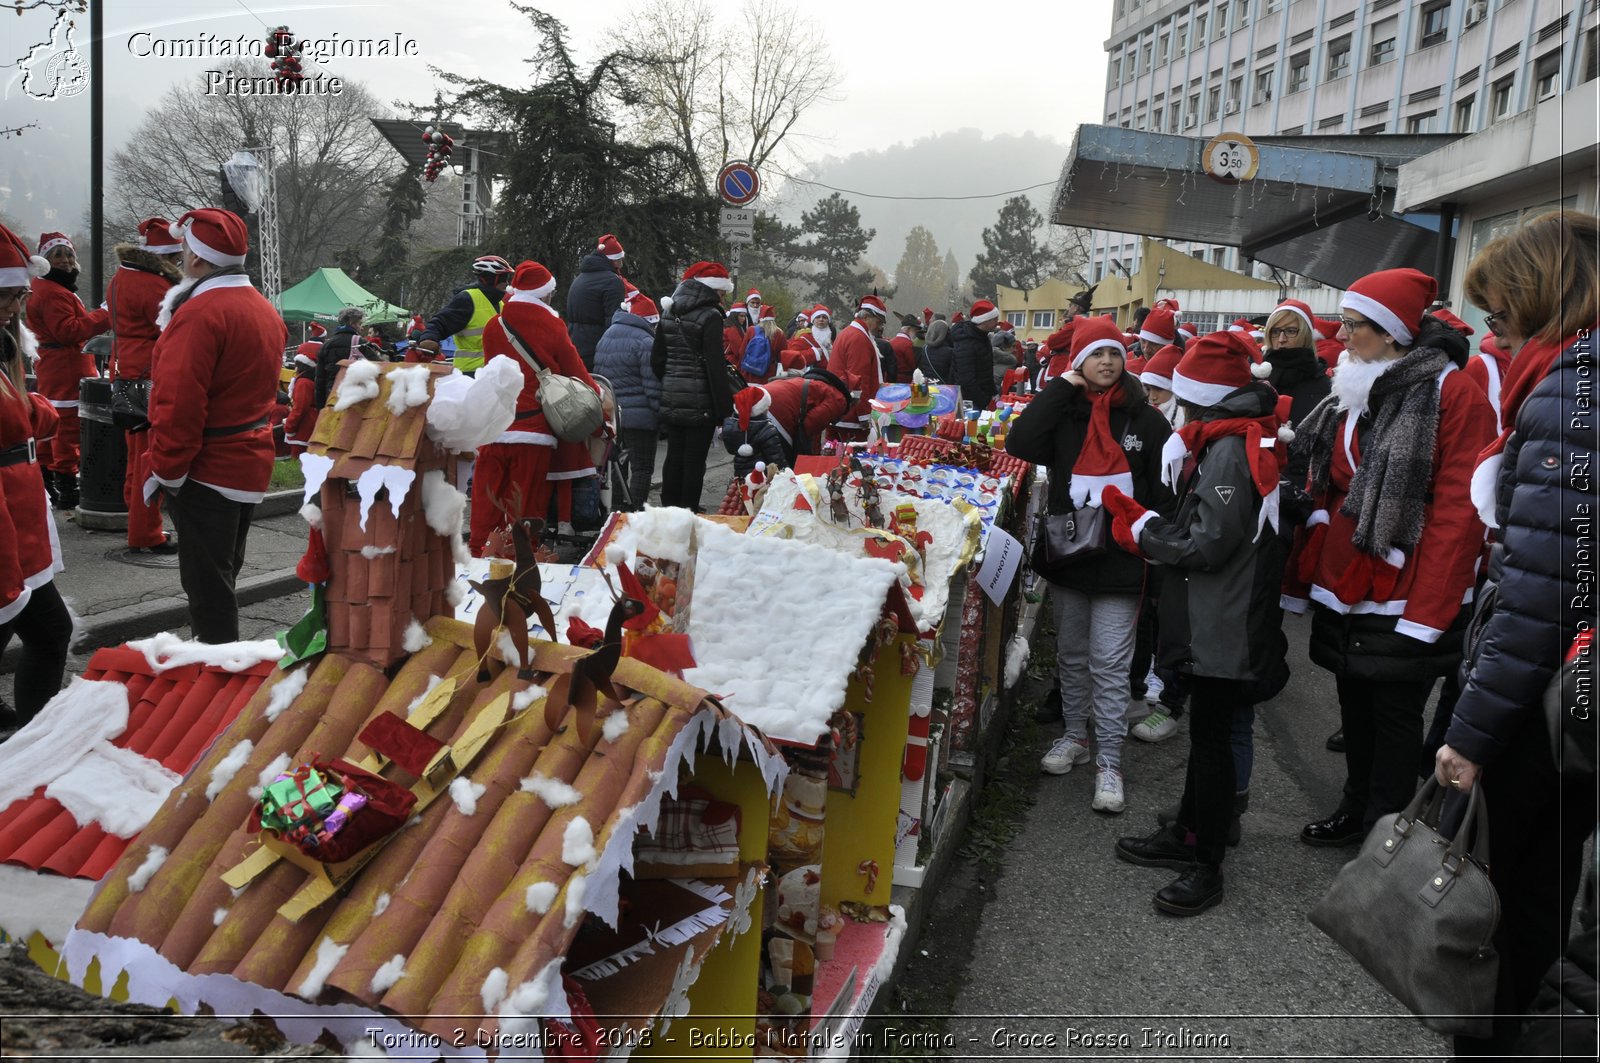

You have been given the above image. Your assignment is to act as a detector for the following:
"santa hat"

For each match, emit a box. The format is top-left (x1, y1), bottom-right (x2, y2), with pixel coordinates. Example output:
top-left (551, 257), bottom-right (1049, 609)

top-left (1154, 297), bottom-right (1181, 312)
top-left (1138, 306), bottom-right (1178, 345)
top-left (308, 321), bottom-right (328, 339)
top-left (1267, 299), bottom-right (1315, 340)
top-left (1177, 325), bottom-right (1196, 342)
top-left (1042, 322), bottom-right (1075, 353)
top-left (1125, 354), bottom-right (1147, 375)
top-left (596, 233), bottom-right (625, 260)
top-left (1429, 306), bottom-right (1475, 336)
top-left (1312, 316), bottom-right (1341, 342)
top-left (795, 307), bottom-right (814, 324)
top-left (811, 304), bottom-right (832, 321)
top-left (745, 288), bottom-right (762, 303)
top-left (759, 305), bottom-right (776, 324)
top-left (1171, 329), bottom-right (1260, 406)
top-left (625, 292), bottom-right (659, 323)
top-left (1069, 314), bottom-right (1126, 370)
top-left (682, 261), bottom-right (733, 292)
top-left (508, 260), bottom-right (556, 301)
top-left (293, 350), bottom-right (318, 368)
top-left (969, 299), bottom-right (999, 325)
top-left (727, 303), bottom-right (749, 317)
top-left (175, 208), bottom-right (249, 266)
top-left (952, 312), bottom-right (966, 323)
top-left (857, 294), bottom-right (890, 320)
top-left (0, 223), bottom-right (50, 288)
top-left (732, 386), bottom-right (772, 457)
top-left (921, 307), bottom-right (934, 326)
top-left (137, 218), bottom-right (182, 254)
top-left (1228, 317), bottom-right (1255, 333)
top-left (37, 231), bottom-right (73, 256)
top-left (1341, 267), bottom-right (1437, 345)
top-left (1139, 343), bottom-right (1184, 391)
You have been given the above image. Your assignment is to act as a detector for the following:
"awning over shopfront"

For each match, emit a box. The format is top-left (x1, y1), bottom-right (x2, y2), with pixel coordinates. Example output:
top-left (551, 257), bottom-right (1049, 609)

top-left (1051, 125), bottom-right (1462, 290)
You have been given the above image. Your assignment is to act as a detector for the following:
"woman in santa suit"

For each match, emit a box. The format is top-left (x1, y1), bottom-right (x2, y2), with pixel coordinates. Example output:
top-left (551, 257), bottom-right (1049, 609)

top-left (1283, 268), bottom-right (1496, 849)
top-left (107, 218), bottom-right (183, 553)
top-left (0, 224), bottom-right (71, 730)
top-left (469, 260), bottom-right (600, 555)
top-left (27, 231), bottom-right (109, 512)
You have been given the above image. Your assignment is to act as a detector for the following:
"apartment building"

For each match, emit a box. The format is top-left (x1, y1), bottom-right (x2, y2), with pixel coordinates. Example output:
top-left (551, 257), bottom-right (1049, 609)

top-left (1087, 0), bottom-right (1599, 285)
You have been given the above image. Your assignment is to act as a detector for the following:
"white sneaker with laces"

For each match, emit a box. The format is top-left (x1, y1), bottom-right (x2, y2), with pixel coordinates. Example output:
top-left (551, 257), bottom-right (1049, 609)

top-left (1041, 736), bottom-right (1091, 775)
top-left (1092, 760), bottom-right (1126, 813)
top-left (1132, 709), bottom-right (1179, 743)
top-left (1144, 668), bottom-right (1165, 702)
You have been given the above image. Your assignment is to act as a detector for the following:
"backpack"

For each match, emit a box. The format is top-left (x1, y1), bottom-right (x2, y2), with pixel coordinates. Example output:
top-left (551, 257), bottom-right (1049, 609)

top-left (739, 326), bottom-right (773, 377)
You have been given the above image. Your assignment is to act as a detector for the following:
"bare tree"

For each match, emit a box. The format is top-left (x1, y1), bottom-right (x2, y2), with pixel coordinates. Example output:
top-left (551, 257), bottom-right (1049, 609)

top-left (108, 62), bottom-right (405, 283)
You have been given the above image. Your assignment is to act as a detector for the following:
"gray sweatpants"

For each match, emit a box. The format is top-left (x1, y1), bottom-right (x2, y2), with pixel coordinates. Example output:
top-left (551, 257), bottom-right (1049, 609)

top-left (1053, 586), bottom-right (1141, 770)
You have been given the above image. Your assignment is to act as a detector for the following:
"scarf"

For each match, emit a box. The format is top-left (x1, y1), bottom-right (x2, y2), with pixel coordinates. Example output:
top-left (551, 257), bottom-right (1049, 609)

top-left (156, 265), bottom-right (248, 329)
top-left (1470, 335), bottom-right (1573, 528)
top-left (1067, 378), bottom-right (1135, 509)
top-left (1298, 343), bottom-right (1449, 556)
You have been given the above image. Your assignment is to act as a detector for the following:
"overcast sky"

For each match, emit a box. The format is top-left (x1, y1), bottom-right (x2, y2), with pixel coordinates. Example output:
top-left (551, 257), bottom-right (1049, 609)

top-left (1, 0), bottom-right (1111, 233)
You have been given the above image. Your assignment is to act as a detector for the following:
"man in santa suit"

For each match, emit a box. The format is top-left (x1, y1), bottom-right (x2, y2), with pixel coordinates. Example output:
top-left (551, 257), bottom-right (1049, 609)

top-left (782, 307), bottom-right (822, 372)
top-left (145, 208), bottom-right (286, 643)
top-left (27, 231), bottom-right (109, 512)
top-left (106, 218), bottom-right (183, 553)
top-left (469, 260), bottom-right (600, 555)
top-left (890, 314), bottom-right (920, 382)
top-left (825, 294), bottom-right (890, 442)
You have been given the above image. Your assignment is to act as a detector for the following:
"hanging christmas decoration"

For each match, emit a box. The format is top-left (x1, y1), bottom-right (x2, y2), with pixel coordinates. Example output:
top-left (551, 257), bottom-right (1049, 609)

top-left (420, 125), bottom-right (455, 183)
top-left (265, 25), bottom-right (305, 91)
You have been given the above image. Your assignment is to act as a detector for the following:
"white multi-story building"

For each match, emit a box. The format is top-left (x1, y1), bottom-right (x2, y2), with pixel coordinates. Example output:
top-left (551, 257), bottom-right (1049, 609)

top-left (1087, 0), bottom-right (1598, 284)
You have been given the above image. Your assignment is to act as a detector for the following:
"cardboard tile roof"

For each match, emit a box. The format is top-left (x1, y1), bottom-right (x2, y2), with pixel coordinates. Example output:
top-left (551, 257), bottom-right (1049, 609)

top-left (308, 361), bottom-right (452, 479)
top-left (0, 646), bottom-right (272, 882)
top-left (63, 616), bottom-right (784, 1055)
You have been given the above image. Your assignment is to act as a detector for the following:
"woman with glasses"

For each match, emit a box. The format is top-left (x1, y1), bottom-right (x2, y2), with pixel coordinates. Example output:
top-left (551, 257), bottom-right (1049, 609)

top-left (1433, 211), bottom-right (1598, 1057)
top-left (0, 224), bottom-right (72, 734)
top-left (1282, 268), bottom-right (1496, 849)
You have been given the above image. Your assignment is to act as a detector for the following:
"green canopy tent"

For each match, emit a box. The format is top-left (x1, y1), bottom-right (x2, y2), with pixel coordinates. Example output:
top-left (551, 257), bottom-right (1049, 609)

top-left (274, 267), bottom-right (411, 327)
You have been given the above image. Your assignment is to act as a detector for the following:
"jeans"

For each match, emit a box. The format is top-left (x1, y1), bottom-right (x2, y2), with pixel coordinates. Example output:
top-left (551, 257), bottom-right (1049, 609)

top-left (1176, 675), bottom-right (1251, 866)
top-left (1335, 673), bottom-right (1436, 829)
top-left (168, 481), bottom-right (255, 644)
top-left (660, 423), bottom-right (716, 511)
top-left (0, 579), bottom-right (72, 723)
top-left (619, 427), bottom-right (658, 511)
top-left (1052, 586), bottom-right (1140, 770)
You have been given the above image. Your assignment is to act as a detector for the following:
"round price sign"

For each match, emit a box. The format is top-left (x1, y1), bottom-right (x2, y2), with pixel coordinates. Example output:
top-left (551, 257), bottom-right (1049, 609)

top-left (1202, 133), bottom-right (1260, 184)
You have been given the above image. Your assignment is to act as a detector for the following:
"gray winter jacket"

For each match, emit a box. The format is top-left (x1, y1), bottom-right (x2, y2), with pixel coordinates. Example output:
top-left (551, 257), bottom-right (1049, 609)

top-left (594, 310), bottom-right (659, 431)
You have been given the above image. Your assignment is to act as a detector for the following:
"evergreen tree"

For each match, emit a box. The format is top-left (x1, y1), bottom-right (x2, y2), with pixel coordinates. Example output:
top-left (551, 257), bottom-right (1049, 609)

top-left (800, 192), bottom-right (875, 312)
top-left (893, 226), bottom-right (946, 316)
top-left (967, 194), bottom-right (1065, 300)
top-left (943, 249), bottom-right (963, 314)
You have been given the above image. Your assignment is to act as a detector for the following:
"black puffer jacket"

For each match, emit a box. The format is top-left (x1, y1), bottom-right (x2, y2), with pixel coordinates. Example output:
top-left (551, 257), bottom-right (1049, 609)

top-left (313, 327), bottom-right (376, 409)
top-left (1138, 382), bottom-right (1289, 693)
top-left (1263, 345), bottom-right (1330, 493)
top-left (1445, 336), bottom-right (1597, 766)
top-left (565, 252), bottom-right (626, 368)
top-left (924, 320), bottom-right (954, 381)
top-left (949, 320), bottom-right (996, 410)
top-left (651, 279), bottom-right (732, 429)
top-left (1006, 372), bottom-right (1174, 595)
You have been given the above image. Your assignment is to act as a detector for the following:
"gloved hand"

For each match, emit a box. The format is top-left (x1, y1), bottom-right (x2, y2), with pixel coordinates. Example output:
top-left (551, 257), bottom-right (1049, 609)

top-left (1100, 484), bottom-right (1152, 558)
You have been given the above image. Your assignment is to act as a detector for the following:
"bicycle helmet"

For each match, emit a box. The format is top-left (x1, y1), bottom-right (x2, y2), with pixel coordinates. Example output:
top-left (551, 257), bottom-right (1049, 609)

top-left (471, 254), bottom-right (513, 277)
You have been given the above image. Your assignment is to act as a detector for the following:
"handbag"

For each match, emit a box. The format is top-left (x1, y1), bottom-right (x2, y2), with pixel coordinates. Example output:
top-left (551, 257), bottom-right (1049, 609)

top-left (107, 284), bottom-right (152, 431)
top-left (500, 319), bottom-right (604, 444)
top-left (1031, 505), bottom-right (1107, 579)
top-left (1309, 777), bottom-right (1500, 1037)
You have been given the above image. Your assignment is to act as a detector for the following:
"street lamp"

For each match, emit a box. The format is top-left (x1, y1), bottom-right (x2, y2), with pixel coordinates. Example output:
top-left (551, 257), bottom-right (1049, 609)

top-left (221, 149), bottom-right (282, 306)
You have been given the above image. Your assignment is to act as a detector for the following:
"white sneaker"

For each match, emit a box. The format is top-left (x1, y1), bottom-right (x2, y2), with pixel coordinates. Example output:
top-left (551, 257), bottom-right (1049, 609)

top-left (1041, 736), bottom-right (1091, 775)
top-left (1132, 709), bottom-right (1180, 743)
top-left (1092, 761), bottom-right (1126, 813)
top-left (1144, 668), bottom-right (1165, 702)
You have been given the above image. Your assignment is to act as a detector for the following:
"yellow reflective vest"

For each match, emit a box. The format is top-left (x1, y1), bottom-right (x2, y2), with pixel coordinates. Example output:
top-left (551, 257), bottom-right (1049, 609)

top-left (454, 287), bottom-right (497, 372)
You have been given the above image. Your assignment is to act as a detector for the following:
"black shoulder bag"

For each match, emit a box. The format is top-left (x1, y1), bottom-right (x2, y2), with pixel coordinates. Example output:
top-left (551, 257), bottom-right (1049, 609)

top-left (108, 282), bottom-right (152, 431)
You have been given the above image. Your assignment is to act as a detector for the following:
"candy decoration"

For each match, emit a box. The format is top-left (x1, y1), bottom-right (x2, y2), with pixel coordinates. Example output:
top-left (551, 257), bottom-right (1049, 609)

top-left (266, 26), bottom-right (305, 91)
top-left (421, 124), bottom-right (456, 183)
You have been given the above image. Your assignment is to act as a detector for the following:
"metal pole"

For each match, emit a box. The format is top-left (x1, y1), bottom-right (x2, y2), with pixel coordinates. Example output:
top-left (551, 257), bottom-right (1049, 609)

top-left (1433, 201), bottom-right (1458, 301)
top-left (89, 0), bottom-right (104, 305)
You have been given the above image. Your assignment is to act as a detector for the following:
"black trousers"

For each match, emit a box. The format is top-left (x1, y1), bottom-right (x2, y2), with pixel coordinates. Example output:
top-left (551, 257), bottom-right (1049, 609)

top-left (1336, 673), bottom-right (1436, 829)
top-left (1453, 719), bottom-right (1594, 1057)
top-left (619, 427), bottom-right (658, 512)
top-left (660, 423), bottom-right (715, 512)
top-left (1176, 675), bottom-right (1249, 867)
top-left (168, 481), bottom-right (255, 644)
top-left (0, 579), bottom-right (72, 723)
top-left (1129, 588), bottom-right (1157, 698)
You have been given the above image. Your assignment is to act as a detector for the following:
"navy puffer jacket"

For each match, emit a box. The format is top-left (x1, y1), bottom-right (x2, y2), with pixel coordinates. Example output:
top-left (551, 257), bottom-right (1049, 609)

top-left (565, 252), bottom-right (626, 367)
top-left (593, 310), bottom-right (659, 431)
top-left (949, 320), bottom-right (996, 410)
top-left (1445, 336), bottom-right (1598, 766)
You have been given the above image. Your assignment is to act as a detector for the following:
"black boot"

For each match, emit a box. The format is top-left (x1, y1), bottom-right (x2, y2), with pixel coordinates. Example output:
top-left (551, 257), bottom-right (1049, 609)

top-left (1300, 809), bottom-right (1366, 848)
top-left (1034, 684), bottom-right (1062, 724)
top-left (1226, 789), bottom-right (1249, 848)
top-left (57, 472), bottom-right (79, 512)
top-left (1154, 863), bottom-right (1224, 916)
top-left (1325, 727), bottom-right (1346, 752)
top-left (41, 470), bottom-right (61, 509)
top-left (1155, 801), bottom-right (1181, 828)
top-left (1115, 823), bottom-right (1195, 869)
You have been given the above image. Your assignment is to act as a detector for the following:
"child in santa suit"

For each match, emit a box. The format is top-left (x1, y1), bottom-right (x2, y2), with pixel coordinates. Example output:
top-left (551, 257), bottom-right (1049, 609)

top-left (106, 218), bottom-right (183, 552)
top-left (721, 366), bottom-right (857, 478)
top-left (469, 260), bottom-right (599, 555)
top-left (26, 232), bottom-right (109, 512)
top-left (284, 350), bottom-right (318, 456)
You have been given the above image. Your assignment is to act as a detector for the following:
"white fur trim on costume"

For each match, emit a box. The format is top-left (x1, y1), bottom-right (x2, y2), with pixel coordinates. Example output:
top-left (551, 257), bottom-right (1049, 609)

top-left (38, 236), bottom-right (72, 256)
top-left (1471, 451), bottom-right (1502, 530)
top-left (1394, 619), bottom-right (1444, 643)
top-left (1139, 371), bottom-right (1173, 390)
top-left (1257, 484), bottom-right (1281, 539)
top-left (1382, 547), bottom-right (1406, 569)
top-left (1340, 290), bottom-right (1413, 345)
top-left (696, 276), bottom-right (734, 293)
top-left (508, 282), bottom-right (557, 304)
top-left (1137, 328), bottom-right (1171, 346)
top-left (1272, 304), bottom-right (1315, 338)
top-left (970, 306), bottom-right (1000, 324)
top-left (1129, 510), bottom-right (1157, 542)
top-left (1066, 469), bottom-right (1134, 509)
top-left (1159, 432), bottom-right (1189, 489)
top-left (140, 240), bottom-right (183, 254)
top-left (1277, 424), bottom-right (1296, 443)
top-left (1072, 338), bottom-right (1125, 370)
top-left (1280, 594), bottom-right (1309, 614)
top-left (293, 353), bottom-right (317, 367)
top-left (1306, 508), bottom-right (1330, 527)
top-left (750, 387), bottom-right (773, 418)
top-left (1170, 368), bottom-right (1236, 408)
top-left (1250, 361), bottom-right (1273, 379)
top-left (17, 321), bottom-right (38, 364)
top-left (183, 230), bottom-right (247, 267)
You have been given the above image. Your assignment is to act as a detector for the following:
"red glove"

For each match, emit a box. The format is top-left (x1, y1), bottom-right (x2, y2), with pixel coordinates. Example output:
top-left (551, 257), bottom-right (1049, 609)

top-left (1100, 485), bottom-right (1152, 558)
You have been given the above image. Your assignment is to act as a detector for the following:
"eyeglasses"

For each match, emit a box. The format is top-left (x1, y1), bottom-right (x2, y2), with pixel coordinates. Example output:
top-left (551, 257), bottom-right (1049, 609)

top-left (1268, 326), bottom-right (1302, 338)
top-left (1338, 317), bottom-right (1372, 332)
top-left (1483, 309), bottom-right (1509, 334)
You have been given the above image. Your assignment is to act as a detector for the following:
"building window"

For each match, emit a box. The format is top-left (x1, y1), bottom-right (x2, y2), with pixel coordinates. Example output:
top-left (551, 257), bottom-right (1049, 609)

top-left (1419, 0), bottom-right (1451, 48)
top-left (1006, 312), bottom-right (1027, 328)
top-left (1288, 50), bottom-right (1310, 92)
top-left (1228, 75), bottom-right (1244, 111)
top-left (1453, 94), bottom-right (1475, 131)
top-left (1169, 106), bottom-right (1181, 131)
top-left (1326, 35), bottom-right (1352, 80)
top-left (1176, 26), bottom-right (1188, 55)
top-left (1586, 27), bottom-right (1599, 84)
top-left (1216, 4), bottom-right (1230, 37)
top-left (1370, 19), bottom-right (1397, 65)
top-left (1109, 57), bottom-right (1122, 87)
top-left (1192, 249), bottom-right (1206, 260)
top-left (1152, 105), bottom-right (1164, 129)
top-left (1142, 41), bottom-right (1153, 72)
top-left (1359, 121), bottom-right (1387, 133)
top-left (1032, 310), bottom-right (1055, 330)
top-left (1212, 247), bottom-right (1227, 267)
top-left (1264, 0), bottom-right (1281, 13)
top-left (1405, 110), bottom-right (1438, 133)
top-left (1206, 85), bottom-right (1222, 120)
top-left (1235, 0), bottom-right (1250, 28)
top-left (1158, 34), bottom-right (1170, 63)
top-left (1253, 67), bottom-right (1274, 103)
top-left (1491, 74), bottom-right (1514, 119)
top-left (1196, 11), bottom-right (1208, 39)
top-left (1534, 51), bottom-right (1562, 100)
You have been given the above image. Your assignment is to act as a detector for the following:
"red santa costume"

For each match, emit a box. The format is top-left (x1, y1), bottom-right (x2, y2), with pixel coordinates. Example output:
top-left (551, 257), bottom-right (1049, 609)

top-left (890, 321), bottom-right (917, 382)
top-left (825, 295), bottom-right (889, 441)
top-left (27, 231), bottom-right (109, 487)
top-left (107, 218), bottom-right (182, 549)
top-left (1463, 334), bottom-right (1513, 434)
top-left (1032, 322), bottom-right (1077, 390)
top-left (146, 208), bottom-right (286, 643)
top-left (469, 260), bottom-right (600, 554)
top-left (722, 304), bottom-right (750, 365)
top-left (284, 350), bottom-right (319, 456)
top-left (757, 306), bottom-right (788, 380)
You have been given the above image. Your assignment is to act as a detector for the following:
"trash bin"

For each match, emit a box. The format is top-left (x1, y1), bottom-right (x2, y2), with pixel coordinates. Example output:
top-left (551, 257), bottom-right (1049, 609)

top-left (77, 376), bottom-right (128, 531)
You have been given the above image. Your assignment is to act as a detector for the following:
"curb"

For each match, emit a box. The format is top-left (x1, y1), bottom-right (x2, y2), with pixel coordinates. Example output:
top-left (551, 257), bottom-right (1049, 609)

top-left (256, 489), bottom-right (306, 519)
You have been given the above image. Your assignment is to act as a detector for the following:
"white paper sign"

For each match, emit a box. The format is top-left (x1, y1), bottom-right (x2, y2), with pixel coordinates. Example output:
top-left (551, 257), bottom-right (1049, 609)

top-left (975, 527), bottom-right (1023, 606)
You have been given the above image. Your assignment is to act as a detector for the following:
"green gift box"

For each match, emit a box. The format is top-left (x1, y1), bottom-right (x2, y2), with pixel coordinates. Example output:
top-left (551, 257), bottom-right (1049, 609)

top-left (259, 767), bottom-right (343, 834)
